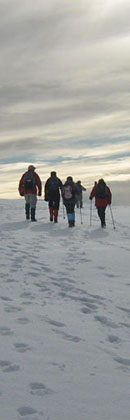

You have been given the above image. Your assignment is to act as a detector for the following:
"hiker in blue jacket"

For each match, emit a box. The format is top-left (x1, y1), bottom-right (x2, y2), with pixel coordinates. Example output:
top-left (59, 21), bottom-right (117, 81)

top-left (62, 176), bottom-right (78, 227)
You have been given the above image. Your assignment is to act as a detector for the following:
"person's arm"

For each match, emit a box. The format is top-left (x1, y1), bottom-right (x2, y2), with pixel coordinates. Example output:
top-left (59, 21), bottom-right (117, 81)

top-left (35, 173), bottom-right (42, 196)
top-left (89, 185), bottom-right (96, 200)
top-left (107, 187), bottom-right (112, 205)
top-left (18, 173), bottom-right (26, 196)
top-left (81, 185), bottom-right (86, 191)
top-left (44, 179), bottom-right (49, 200)
top-left (58, 179), bottom-right (63, 191)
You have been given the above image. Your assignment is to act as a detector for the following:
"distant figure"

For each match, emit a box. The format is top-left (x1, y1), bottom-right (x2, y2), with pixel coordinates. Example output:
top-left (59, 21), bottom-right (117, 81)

top-left (89, 178), bottom-right (112, 228)
top-left (44, 171), bottom-right (63, 223)
top-left (62, 176), bottom-right (78, 227)
top-left (18, 165), bottom-right (42, 221)
top-left (76, 180), bottom-right (86, 208)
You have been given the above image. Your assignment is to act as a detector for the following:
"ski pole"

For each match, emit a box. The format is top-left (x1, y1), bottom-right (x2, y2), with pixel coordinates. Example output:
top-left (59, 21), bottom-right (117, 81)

top-left (90, 200), bottom-right (92, 226)
top-left (62, 202), bottom-right (65, 219)
top-left (80, 207), bottom-right (83, 224)
top-left (109, 205), bottom-right (116, 229)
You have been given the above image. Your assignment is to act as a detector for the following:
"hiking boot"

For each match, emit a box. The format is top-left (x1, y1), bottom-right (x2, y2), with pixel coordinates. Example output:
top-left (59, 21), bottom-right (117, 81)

top-left (50, 214), bottom-right (53, 222)
top-left (54, 217), bottom-right (58, 223)
top-left (31, 208), bottom-right (37, 221)
top-left (101, 222), bottom-right (106, 228)
top-left (69, 220), bottom-right (73, 227)
top-left (26, 214), bottom-right (30, 220)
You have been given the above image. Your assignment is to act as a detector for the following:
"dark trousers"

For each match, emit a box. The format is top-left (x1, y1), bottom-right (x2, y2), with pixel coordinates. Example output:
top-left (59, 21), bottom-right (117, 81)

top-left (66, 204), bottom-right (75, 214)
top-left (48, 197), bottom-right (60, 210)
top-left (97, 206), bottom-right (106, 226)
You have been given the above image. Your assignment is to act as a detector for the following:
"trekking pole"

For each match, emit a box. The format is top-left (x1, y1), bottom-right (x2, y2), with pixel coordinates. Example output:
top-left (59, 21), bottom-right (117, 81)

top-left (62, 201), bottom-right (65, 219)
top-left (109, 205), bottom-right (116, 229)
top-left (80, 207), bottom-right (83, 224)
top-left (90, 200), bottom-right (92, 226)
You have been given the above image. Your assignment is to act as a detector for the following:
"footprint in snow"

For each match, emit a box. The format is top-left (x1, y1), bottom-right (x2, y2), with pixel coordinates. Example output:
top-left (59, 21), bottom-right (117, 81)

top-left (30, 382), bottom-right (54, 396)
top-left (17, 317), bottom-right (30, 325)
top-left (13, 343), bottom-right (32, 352)
top-left (0, 326), bottom-right (13, 336)
top-left (17, 406), bottom-right (37, 417)
top-left (0, 360), bottom-right (20, 372)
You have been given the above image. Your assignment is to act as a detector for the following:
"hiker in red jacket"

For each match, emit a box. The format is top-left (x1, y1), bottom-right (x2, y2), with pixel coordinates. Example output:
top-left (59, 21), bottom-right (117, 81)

top-left (18, 165), bottom-right (42, 221)
top-left (89, 179), bottom-right (112, 228)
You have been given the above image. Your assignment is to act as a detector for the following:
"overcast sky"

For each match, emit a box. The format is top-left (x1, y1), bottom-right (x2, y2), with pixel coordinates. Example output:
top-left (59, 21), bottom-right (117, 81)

top-left (0, 0), bottom-right (130, 201)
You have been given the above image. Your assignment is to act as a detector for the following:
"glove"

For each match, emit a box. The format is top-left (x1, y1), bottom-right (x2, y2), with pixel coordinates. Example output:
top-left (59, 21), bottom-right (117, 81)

top-left (89, 197), bottom-right (92, 200)
top-left (19, 189), bottom-right (24, 196)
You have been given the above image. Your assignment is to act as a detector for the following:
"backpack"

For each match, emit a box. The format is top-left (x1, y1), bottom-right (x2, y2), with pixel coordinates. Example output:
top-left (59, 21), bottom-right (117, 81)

top-left (95, 181), bottom-right (108, 199)
top-left (23, 172), bottom-right (36, 190)
top-left (48, 177), bottom-right (59, 192)
top-left (63, 185), bottom-right (73, 199)
top-left (76, 183), bottom-right (82, 194)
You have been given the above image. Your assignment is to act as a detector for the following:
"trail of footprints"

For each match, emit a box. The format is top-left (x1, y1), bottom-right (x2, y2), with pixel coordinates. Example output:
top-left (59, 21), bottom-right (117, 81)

top-left (0, 239), bottom-right (130, 418)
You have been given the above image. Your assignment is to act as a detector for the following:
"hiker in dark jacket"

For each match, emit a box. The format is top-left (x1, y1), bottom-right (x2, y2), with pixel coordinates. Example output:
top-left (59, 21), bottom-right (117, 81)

top-left (18, 165), bottom-right (42, 221)
top-left (44, 171), bottom-right (62, 223)
top-left (76, 180), bottom-right (86, 208)
top-left (89, 178), bottom-right (112, 228)
top-left (62, 176), bottom-right (78, 227)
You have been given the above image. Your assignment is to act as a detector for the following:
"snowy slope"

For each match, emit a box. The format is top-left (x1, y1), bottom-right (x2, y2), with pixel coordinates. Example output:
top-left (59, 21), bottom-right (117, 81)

top-left (0, 198), bottom-right (130, 420)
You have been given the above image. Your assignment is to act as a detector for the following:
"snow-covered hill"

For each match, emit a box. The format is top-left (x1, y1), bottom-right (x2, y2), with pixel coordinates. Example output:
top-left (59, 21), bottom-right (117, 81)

top-left (0, 198), bottom-right (130, 420)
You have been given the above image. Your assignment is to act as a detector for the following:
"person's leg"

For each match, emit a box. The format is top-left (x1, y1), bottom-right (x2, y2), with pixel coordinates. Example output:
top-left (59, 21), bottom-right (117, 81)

top-left (80, 199), bottom-right (83, 209)
top-left (53, 197), bottom-right (60, 223)
top-left (66, 203), bottom-right (75, 227)
top-left (53, 209), bottom-right (58, 223)
top-left (30, 194), bottom-right (37, 221)
top-left (24, 194), bottom-right (30, 219)
top-left (48, 199), bottom-right (54, 221)
top-left (76, 195), bottom-right (80, 208)
top-left (97, 207), bottom-right (106, 227)
top-left (79, 194), bottom-right (83, 208)
top-left (101, 207), bottom-right (106, 227)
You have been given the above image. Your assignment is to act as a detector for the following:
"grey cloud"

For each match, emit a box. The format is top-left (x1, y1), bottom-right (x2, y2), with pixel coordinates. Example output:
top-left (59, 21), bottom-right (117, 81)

top-left (97, 5), bottom-right (130, 41)
top-left (0, 0), bottom-right (130, 198)
top-left (0, 95), bottom-right (129, 135)
top-left (1, 1), bottom-right (130, 60)
top-left (0, 67), bottom-right (129, 134)
top-left (0, 2), bottom-right (82, 52)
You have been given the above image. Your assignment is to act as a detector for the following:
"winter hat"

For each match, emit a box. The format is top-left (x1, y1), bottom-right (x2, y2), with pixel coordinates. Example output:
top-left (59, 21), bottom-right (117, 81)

top-left (98, 178), bottom-right (105, 184)
top-left (67, 176), bottom-right (73, 182)
top-left (28, 165), bottom-right (36, 171)
top-left (51, 171), bottom-right (56, 176)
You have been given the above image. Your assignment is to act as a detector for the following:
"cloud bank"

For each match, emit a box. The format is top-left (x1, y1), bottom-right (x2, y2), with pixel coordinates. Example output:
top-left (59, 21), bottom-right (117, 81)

top-left (0, 0), bottom-right (130, 200)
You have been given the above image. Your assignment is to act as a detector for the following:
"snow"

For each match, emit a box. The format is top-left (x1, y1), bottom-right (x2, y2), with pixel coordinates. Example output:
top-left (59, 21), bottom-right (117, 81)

top-left (0, 197), bottom-right (130, 420)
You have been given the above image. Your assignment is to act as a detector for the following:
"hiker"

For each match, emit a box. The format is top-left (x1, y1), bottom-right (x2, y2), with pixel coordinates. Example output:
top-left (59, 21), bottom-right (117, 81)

top-left (89, 178), bottom-right (112, 228)
top-left (62, 176), bottom-right (78, 227)
top-left (44, 171), bottom-right (63, 223)
top-left (18, 165), bottom-right (42, 221)
top-left (76, 180), bottom-right (86, 208)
